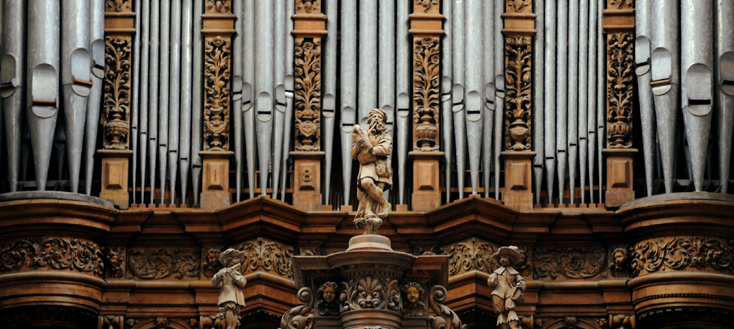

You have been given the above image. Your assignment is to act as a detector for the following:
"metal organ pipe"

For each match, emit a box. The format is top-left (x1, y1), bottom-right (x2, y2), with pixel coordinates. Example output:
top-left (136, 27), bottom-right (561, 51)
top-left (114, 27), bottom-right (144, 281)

top-left (192, 0), bottom-right (203, 204)
top-left (567, 0), bottom-right (579, 204)
top-left (635, 0), bottom-right (655, 197)
top-left (85, 0), bottom-right (104, 196)
top-left (1, 0), bottom-right (25, 192)
top-left (148, 0), bottom-right (159, 202)
top-left (578, 0), bottom-right (589, 203)
top-left (272, 0), bottom-right (286, 200)
top-left (358, 0), bottom-right (377, 127)
top-left (179, 0), bottom-right (193, 205)
top-left (379, 0), bottom-right (396, 202)
top-left (158, 0), bottom-right (170, 203)
top-left (397, 0), bottom-right (411, 205)
top-left (556, 0), bottom-right (568, 203)
top-left (137, 0), bottom-right (150, 201)
top-left (483, 0), bottom-right (495, 199)
top-left (717, 0), bottom-right (734, 193)
top-left (464, 0), bottom-right (483, 196)
top-left (492, 0), bottom-right (503, 200)
top-left (440, 0), bottom-right (453, 203)
top-left (452, 0), bottom-right (466, 200)
top-left (322, 0), bottom-right (337, 204)
top-left (587, 0), bottom-right (597, 202)
top-left (596, 0), bottom-right (604, 202)
top-left (280, 0), bottom-right (295, 202)
top-left (232, 0), bottom-right (244, 202)
top-left (131, 0), bottom-right (141, 202)
top-left (339, 0), bottom-right (357, 205)
top-left (532, 0), bottom-right (544, 204)
top-left (544, 0), bottom-right (557, 204)
top-left (168, 0), bottom-right (181, 204)
top-left (254, 0), bottom-right (274, 196)
top-left (242, 0), bottom-right (256, 199)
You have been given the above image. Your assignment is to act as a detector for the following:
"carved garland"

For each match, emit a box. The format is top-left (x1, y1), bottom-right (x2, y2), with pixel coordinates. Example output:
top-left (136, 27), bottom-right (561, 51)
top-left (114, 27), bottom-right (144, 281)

top-left (127, 248), bottom-right (200, 280)
top-left (630, 237), bottom-right (734, 276)
top-left (102, 35), bottom-right (132, 150)
top-left (533, 247), bottom-right (606, 279)
top-left (606, 32), bottom-right (634, 148)
top-left (203, 36), bottom-right (232, 151)
top-left (0, 237), bottom-right (104, 277)
top-left (504, 36), bottom-right (533, 151)
top-left (413, 37), bottom-right (441, 151)
top-left (294, 38), bottom-right (322, 151)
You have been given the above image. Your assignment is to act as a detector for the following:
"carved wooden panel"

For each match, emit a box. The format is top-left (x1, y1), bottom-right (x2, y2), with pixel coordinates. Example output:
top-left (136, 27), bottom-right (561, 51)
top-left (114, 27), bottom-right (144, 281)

top-left (631, 236), bottom-right (734, 276)
top-left (0, 237), bottom-right (104, 277)
top-left (102, 2), bottom-right (135, 150)
top-left (604, 0), bottom-right (635, 148)
top-left (411, 0), bottom-right (442, 152)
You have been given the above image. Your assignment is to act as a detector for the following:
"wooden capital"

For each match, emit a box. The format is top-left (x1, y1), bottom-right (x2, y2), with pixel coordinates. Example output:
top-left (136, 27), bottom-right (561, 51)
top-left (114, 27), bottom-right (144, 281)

top-left (604, 148), bottom-right (637, 208)
top-left (502, 151), bottom-right (535, 210)
top-left (409, 151), bottom-right (443, 211)
top-left (290, 151), bottom-right (325, 211)
top-left (199, 151), bottom-right (233, 210)
top-left (98, 149), bottom-right (133, 209)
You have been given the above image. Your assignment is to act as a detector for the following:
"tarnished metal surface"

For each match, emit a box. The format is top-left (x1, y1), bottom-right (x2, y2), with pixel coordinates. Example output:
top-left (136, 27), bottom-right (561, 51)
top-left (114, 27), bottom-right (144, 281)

top-left (635, 0), bottom-right (655, 197)
top-left (1, 0), bottom-right (25, 192)
top-left (465, 0), bottom-right (483, 196)
top-left (717, 0), bottom-right (734, 193)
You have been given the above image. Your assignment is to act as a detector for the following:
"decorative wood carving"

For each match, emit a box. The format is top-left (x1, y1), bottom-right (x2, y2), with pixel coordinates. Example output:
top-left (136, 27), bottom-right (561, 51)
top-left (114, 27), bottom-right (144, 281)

top-left (504, 36), bottom-right (533, 151)
top-left (203, 36), bottom-right (232, 151)
top-left (106, 0), bottom-right (132, 12)
top-left (234, 237), bottom-right (295, 278)
top-left (630, 237), bottom-right (734, 276)
top-left (604, 0), bottom-right (635, 149)
top-left (102, 35), bottom-right (132, 150)
top-left (103, 246), bottom-right (126, 279)
top-left (0, 237), bottom-right (104, 277)
top-left (278, 287), bottom-right (315, 329)
top-left (294, 38), bottom-right (322, 151)
top-left (413, 37), bottom-right (441, 151)
top-left (427, 285), bottom-right (467, 329)
top-left (441, 237), bottom-right (498, 276)
top-left (127, 248), bottom-right (201, 280)
top-left (340, 276), bottom-right (401, 312)
top-left (295, 0), bottom-right (321, 14)
top-left (533, 247), bottom-right (606, 279)
top-left (316, 281), bottom-right (340, 316)
top-left (205, 0), bottom-right (232, 14)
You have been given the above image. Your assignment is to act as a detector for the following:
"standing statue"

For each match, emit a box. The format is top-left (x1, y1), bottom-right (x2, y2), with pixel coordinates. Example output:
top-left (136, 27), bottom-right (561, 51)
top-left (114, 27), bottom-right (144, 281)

top-left (351, 108), bottom-right (393, 234)
top-left (212, 248), bottom-right (247, 329)
top-left (488, 246), bottom-right (526, 329)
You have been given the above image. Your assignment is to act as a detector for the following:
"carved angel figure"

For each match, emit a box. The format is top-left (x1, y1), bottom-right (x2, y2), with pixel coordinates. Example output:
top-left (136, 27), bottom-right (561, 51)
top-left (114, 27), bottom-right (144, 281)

top-left (351, 108), bottom-right (393, 234)
top-left (212, 248), bottom-right (247, 329)
top-left (488, 246), bottom-right (527, 329)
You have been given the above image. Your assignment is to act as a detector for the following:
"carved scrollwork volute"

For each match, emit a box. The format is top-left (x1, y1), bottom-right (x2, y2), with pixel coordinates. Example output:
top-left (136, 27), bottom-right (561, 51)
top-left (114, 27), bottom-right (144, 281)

top-left (279, 287), bottom-right (315, 329)
top-left (106, 0), bottom-right (132, 12)
top-left (427, 285), bottom-right (467, 329)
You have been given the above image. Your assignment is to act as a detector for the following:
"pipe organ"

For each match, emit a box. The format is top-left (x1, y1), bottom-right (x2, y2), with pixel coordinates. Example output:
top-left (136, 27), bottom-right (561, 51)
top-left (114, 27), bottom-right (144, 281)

top-left (0, 0), bottom-right (732, 210)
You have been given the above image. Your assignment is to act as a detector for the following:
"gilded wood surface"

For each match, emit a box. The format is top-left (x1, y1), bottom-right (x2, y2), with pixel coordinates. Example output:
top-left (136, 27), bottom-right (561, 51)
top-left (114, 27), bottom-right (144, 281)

top-left (103, 35), bottom-right (132, 150)
top-left (294, 38), bottom-right (322, 151)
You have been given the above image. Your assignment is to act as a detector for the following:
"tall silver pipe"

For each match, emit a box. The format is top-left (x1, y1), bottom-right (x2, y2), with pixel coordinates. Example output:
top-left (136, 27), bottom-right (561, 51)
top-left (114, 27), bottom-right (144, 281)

top-left (650, 0), bottom-right (679, 194)
top-left (578, 0), bottom-right (589, 202)
top-left (483, 0), bottom-right (495, 199)
top-left (232, 0), bottom-right (244, 202)
top-left (681, 0), bottom-right (713, 192)
top-left (440, 0), bottom-right (453, 203)
top-left (180, 0), bottom-right (193, 205)
top-left (452, 0), bottom-right (466, 200)
top-left (464, 0), bottom-right (483, 195)
top-left (83, 0), bottom-right (105, 195)
top-left (158, 0), bottom-right (171, 203)
top-left (339, 0), bottom-right (357, 205)
top-left (378, 0), bottom-right (396, 200)
top-left (596, 0), bottom-right (604, 202)
top-left (242, 0), bottom-right (256, 199)
top-left (556, 0), bottom-right (568, 203)
top-left (587, 0), bottom-right (598, 203)
top-left (323, 0), bottom-right (338, 203)
top-left (27, 0), bottom-right (60, 191)
top-left (254, 0), bottom-right (273, 196)
top-left (137, 0), bottom-right (150, 201)
top-left (1, 0), bottom-right (25, 192)
top-left (544, 0), bottom-right (557, 204)
top-left (61, 0), bottom-right (91, 193)
top-left (167, 0), bottom-right (181, 204)
top-left (532, 0), bottom-right (544, 204)
top-left (635, 0), bottom-right (654, 197)
top-left (191, 0), bottom-right (203, 204)
top-left (131, 0), bottom-right (141, 202)
top-left (567, 0), bottom-right (579, 204)
top-left (492, 0), bottom-right (503, 200)
top-left (272, 0), bottom-right (286, 200)
top-left (148, 0), bottom-right (160, 202)
top-left (279, 0), bottom-right (295, 202)
top-left (358, 0), bottom-right (377, 126)
top-left (717, 0), bottom-right (734, 193)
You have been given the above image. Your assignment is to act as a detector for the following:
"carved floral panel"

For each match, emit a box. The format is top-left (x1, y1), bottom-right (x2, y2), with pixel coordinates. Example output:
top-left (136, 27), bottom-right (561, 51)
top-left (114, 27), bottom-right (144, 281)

top-left (233, 237), bottom-right (295, 278)
top-left (127, 248), bottom-right (200, 280)
top-left (413, 36), bottom-right (441, 151)
top-left (0, 237), bottom-right (104, 277)
top-left (440, 238), bottom-right (498, 276)
top-left (294, 37), bottom-right (322, 151)
top-left (504, 36), bottom-right (533, 151)
top-left (606, 32), bottom-right (634, 148)
top-left (631, 237), bottom-right (734, 276)
top-left (103, 35), bottom-right (132, 150)
top-left (533, 247), bottom-right (606, 280)
top-left (203, 36), bottom-right (232, 151)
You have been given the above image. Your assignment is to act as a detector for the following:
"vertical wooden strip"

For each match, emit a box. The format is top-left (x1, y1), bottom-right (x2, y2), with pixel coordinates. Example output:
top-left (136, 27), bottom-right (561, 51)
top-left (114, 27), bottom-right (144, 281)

top-left (102, 0), bottom-right (135, 150)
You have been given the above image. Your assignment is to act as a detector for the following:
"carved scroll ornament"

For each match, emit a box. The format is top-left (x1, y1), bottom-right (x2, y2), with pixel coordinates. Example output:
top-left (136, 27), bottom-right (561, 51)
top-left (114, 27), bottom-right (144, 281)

top-left (606, 32), bottom-right (634, 148)
top-left (296, 0), bottom-right (321, 14)
top-left (427, 286), bottom-right (467, 329)
top-left (506, 0), bottom-right (532, 13)
top-left (417, 0), bottom-right (439, 12)
top-left (533, 247), bottom-right (606, 279)
top-left (504, 36), bottom-right (533, 151)
top-left (103, 35), bottom-right (132, 150)
top-left (278, 287), bottom-right (315, 329)
top-left (203, 36), bottom-right (232, 151)
top-left (631, 237), bottom-right (734, 276)
top-left (235, 237), bottom-right (295, 278)
top-left (0, 237), bottom-right (104, 277)
top-left (127, 248), bottom-right (200, 280)
top-left (413, 36), bottom-right (441, 151)
top-left (441, 238), bottom-right (498, 276)
top-left (294, 38), bottom-right (322, 151)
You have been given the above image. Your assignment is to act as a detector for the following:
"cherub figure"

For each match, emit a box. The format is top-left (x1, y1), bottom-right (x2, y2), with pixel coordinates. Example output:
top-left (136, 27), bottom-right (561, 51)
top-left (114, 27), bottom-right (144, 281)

top-left (350, 108), bottom-right (393, 234)
top-left (488, 246), bottom-right (527, 329)
top-left (212, 248), bottom-right (247, 329)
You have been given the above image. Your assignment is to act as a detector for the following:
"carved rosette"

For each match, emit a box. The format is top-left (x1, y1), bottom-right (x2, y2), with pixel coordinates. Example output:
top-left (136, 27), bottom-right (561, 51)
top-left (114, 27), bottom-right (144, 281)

top-left (605, 0), bottom-right (635, 148)
top-left (0, 237), bottom-right (104, 277)
top-left (294, 38), bottom-right (322, 151)
top-left (233, 237), bottom-right (295, 278)
top-left (102, 35), bottom-right (132, 150)
top-left (127, 248), bottom-right (200, 280)
top-left (413, 37), bottom-right (441, 151)
top-left (533, 247), bottom-right (606, 280)
top-left (203, 36), bottom-right (232, 151)
top-left (630, 237), bottom-right (734, 276)
top-left (504, 36), bottom-right (533, 151)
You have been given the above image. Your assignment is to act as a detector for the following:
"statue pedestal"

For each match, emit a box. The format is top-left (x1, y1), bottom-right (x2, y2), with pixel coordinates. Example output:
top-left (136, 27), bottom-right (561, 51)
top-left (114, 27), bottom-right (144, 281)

top-left (409, 151), bottom-right (443, 211)
top-left (199, 151), bottom-right (233, 211)
top-left (502, 151), bottom-right (536, 210)
top-left (291, 151), bottom-right (325, 211)
top-left (98, 149), bottom-right (133, 209)
top-left (604, 148), bottom-right (637, 208)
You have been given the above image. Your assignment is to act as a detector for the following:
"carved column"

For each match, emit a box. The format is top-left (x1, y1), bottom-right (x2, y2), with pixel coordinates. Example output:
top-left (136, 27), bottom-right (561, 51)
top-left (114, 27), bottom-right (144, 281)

top-left (409, 0), bottom-right (443, 211)
top-left (99, 0), bottom-right (136, 209)
top-left (199, 0), bottom-right (235, 210)
top-left (501, 0), bottom-right (536, 210)
top-left (602, 0), bottom-right (636, 208)
top-left (291, 0), bottom-right (326, 211)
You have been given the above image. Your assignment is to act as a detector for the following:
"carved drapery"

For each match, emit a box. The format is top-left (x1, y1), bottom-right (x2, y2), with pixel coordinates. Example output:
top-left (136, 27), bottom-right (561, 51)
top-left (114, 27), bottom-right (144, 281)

top-left (630, 236), bottom-right (734, 276)
top-left (604, 0), bottom-right (635, 149)
top-left (411, 0), bottom-right (442, 152)
top-left (293, 0), bottom-right (325, 151)
top-left (127, 248), bottom-right (200, 280)
top-left (202, 0), bottom-right (234, 151)
top-left (102, 3), bottom-right (135, 150)
top-left (0, 237), bottom-right (104, 277)
top-left (503, 0), bottom-right (535, 151)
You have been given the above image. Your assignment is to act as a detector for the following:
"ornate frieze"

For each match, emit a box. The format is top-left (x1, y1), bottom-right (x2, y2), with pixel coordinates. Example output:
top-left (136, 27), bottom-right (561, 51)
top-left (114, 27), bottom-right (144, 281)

top-left (234, 237), bottom-right (295, 278)
top-left (606, 32), bottom-right (634, 148)
top-left (630, 237), bottom-right (734, 276)
top-left (203, 36), bottom-right (232, 151)
top-left (102, 35), bottom-right (132, 150)
top-left (413, 36), bottom-right (441, 151)
top-left (0, 237), bottom-right (104, 277)
top-left (533, 247), bottom-right (606, 280)
top-left (294, 37), bottom-right (322, 151)
top-left (504, 36), bottom-right (533, 151)
top-left (127, 248), bottom-right (200, 280)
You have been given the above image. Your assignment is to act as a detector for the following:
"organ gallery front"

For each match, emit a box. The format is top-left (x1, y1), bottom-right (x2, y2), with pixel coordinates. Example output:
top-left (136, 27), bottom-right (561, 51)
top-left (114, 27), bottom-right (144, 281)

top-left (0, 0), bottom-right (733, 328)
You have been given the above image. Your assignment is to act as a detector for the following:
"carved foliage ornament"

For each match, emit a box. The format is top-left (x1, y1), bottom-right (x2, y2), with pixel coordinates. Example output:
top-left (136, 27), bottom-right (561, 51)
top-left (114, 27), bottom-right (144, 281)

top-left (504, 36), bottom-right (532, 151)
top-left (0, 237), bottom-right (104, 277)
top-left (606, 32), bottom-right (634, 148)
top-left (506, 0), bottom-right (532, 13)
top-left (103, 35), bottom-right (132, 150)
top-left (294, 38), bottom-right (322, 151)
top-left (441, 238), bottom-right (498, 276)
top-left (534, 247), bottom-right (606, 279)
top-left (631, 237), bottom-right (734, 276)
top-left (235, 237), bottom-right (295, 278)
top-left (416, 0), bottom-right (439, 13)
top-left (204, 36), bottom-right (232, 150)
top-left (340, 276), bottom-right (401, 313)
top-left (428, 286), bottom-right (467, 329)
top-left (608, 0), bottom-right (634, 9)
top-left (205, 0), bottom-right (232, 13)
top-left (413, 36), bottom-right (440, 151)
top-left (279, 287), bottom-right (315, 329)
top-left (106, 0), bottom-right (132, 12)
top-left (127, 248), bottom-right (200, 280)
top-left (296, 0), bottom-right (321, 13)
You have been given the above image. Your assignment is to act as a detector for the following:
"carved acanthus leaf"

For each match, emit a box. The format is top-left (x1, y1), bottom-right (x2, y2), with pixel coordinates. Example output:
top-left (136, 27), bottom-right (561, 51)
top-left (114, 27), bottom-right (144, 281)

top-left (427, 286), bottom-right (467, 329)
top-left (235, 237), bottom-right (295, 278)
top-left (294, 38), bottom-right (322, 151)
top-left (606, 32), bottom-right (634, 148)
top-left (106, 0), bottom-right (132, 12)
top-left (413, 36), bottom-right (441, 151)
top-left (203, 36), bottom-right (231, 151)
top-left (631, 237), bottom-right (734, 276)
top-left (127, 248), bottom-right (200, 280)
top-left (506, 0), bottom-right (532, 13)
top-left (205, 0), bottom-right (231, 13)
top-left (0, 237), bottom-right (104, 277)
top-left (441, 238), bottom-right (498, 276)
top-left (534, 247), bottom-right (606, 280)
top-left (103, 35), bottom-right (132, 150)
top-left (279, 288), bottom-right (315, 329)
top-left (504, 36), bottom-right (532, 151)
top-left (296, 0), bottom-right (321, 14)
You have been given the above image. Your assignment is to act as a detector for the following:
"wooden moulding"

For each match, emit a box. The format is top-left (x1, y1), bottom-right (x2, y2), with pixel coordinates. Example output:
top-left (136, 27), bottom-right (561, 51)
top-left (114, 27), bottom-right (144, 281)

top-left (409, 151), bottom-right (443, 212)
top-left (199, 150), bottom-right (234, 210)
top-left (290, 151), bottom-right (325, 211)
top-left (99, 149), bottom-right (133, 209)
top-left (501, 151), bottom-right (535, 210)
top-left (604, 148), bottom-right (637, 208)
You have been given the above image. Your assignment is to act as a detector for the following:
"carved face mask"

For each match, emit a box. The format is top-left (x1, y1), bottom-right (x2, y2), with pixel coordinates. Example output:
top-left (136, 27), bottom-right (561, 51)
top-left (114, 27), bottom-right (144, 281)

top-left (406, 286), bottom-right (420, 303)
top-left (323, 286), bottom-right (336, 303)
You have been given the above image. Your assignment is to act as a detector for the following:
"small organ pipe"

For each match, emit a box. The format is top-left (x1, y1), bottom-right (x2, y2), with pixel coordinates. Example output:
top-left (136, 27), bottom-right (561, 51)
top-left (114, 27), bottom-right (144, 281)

top-left (716, 0), bottom-right (734, 193)
top-left (578, 0), bottom-right (589, 202)
top-left (464, 0), bottom-right (483, 195)
top-left (254, 0), bottom-right (274, 196)
top-left (532, 0), bottom-right (544, 204)
top-left (323, 0), bottom-right (338, 203)
top-left (192, 0), bottom-right (203, 204)
top-left (279, 0), bottom-right (295, 201)
top-left (440, 0), bottom-right (453, 203)
top-left (567, 0), bottom-right (579, 204)
top-left (272, 0), bottom-right (286, 200)
top-left (358, 0), bottom-right (377, 126)
top-left (1, 0), bottom-right (25, 192)
top-left (180, 0), bottom-right (193, 204)
top-left (339, 0), bottom-right (357, 205)
top-left (483, 0), bottom-right (495, 198)
top-left (635, 0), bottom-right (655, 197)
top-left (232, 0), bottom-right (244, 201)
top-left (452, 0), bottom-right (466, 200)
top-left (168, 0), bottom-right (181, 204)
top-left (493, 0), bottom-right (503, 200)
top-left (131, 0), bottom-right (141, 202)
top-left (158, 0), bottom-right (170, 203)
top-left (587, 0), bottom-right (597, 202)
top-left (544, 0), bottom-right (557, 204)
top-left (148, 0), bottom-right (159, 202)
top-left (556, 0), bottom-right (568, 203)
top-left (242, 0), bottom-right (256, 199)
